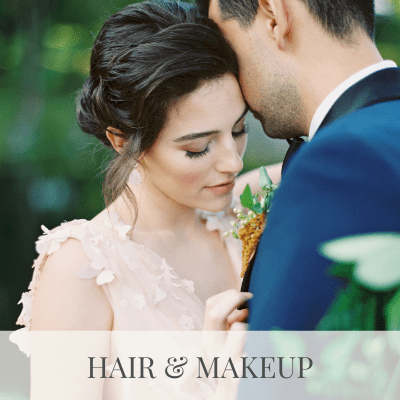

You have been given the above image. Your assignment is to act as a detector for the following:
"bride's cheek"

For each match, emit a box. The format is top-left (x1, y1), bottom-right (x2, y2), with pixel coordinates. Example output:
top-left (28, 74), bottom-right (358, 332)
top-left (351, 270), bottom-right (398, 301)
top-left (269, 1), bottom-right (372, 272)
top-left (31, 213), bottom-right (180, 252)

top-left (175, 172), bottom-right (203, 186)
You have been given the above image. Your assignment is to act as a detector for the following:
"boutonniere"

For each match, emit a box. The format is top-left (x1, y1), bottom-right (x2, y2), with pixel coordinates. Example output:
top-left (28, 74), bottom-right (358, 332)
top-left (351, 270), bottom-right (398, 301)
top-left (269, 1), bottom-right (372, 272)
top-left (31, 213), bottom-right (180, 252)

top-left (225, 166), bottom-right (278, 277)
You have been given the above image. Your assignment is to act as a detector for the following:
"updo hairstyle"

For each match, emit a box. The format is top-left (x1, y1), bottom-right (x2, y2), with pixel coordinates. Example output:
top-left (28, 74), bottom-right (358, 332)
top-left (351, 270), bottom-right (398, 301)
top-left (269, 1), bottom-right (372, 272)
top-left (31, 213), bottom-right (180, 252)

top-left (76, 0), bottom-right (238, 224)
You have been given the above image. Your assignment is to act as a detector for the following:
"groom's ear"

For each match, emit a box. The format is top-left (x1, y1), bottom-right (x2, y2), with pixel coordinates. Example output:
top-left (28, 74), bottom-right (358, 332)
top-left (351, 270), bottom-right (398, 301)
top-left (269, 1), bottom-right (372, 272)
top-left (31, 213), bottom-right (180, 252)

top-left (258, 0), bottom-right (291, 50)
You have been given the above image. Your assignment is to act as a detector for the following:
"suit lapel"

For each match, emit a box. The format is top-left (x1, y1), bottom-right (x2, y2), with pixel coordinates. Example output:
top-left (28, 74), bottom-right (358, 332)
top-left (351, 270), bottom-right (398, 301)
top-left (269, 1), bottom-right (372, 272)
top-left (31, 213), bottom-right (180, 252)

top-left (241, 67), bottom-right (400, 294)
top-left (319, 67), bottom-right (400, 132)
top-left (240, 254), bottom-right (255, 293)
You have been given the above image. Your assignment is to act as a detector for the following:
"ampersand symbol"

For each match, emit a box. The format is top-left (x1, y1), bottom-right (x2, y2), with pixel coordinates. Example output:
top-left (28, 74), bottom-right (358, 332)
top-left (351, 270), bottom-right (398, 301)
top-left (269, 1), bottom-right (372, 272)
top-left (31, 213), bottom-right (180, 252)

top-left (165, 357), bottom-right (188, 379)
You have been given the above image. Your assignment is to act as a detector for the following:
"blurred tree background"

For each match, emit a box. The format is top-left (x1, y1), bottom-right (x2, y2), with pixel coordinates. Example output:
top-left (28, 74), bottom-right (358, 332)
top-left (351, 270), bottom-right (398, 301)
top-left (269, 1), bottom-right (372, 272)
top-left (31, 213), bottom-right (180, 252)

top-left (0, 0), bottom-right (399, 332)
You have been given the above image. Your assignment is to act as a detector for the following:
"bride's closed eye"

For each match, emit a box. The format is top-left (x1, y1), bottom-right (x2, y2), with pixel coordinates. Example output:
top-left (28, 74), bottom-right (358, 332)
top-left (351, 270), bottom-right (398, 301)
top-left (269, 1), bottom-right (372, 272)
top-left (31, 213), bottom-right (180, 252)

top-left (232, 124), bottom-right (248, 138)
top-left (185, 125), bottom-right (248, 159)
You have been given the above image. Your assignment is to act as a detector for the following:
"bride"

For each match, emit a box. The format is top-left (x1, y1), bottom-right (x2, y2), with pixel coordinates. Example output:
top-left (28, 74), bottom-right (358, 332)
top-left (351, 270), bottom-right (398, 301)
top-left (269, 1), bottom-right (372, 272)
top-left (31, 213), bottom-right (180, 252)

top-left (11, 0), bottom-right (280, 398)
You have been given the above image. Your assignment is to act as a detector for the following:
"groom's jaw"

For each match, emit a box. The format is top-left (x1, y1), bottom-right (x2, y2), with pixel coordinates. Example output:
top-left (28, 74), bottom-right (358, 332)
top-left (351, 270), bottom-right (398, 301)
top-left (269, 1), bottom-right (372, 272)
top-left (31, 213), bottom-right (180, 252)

top-left (205, 0), bottom-right (382, 139)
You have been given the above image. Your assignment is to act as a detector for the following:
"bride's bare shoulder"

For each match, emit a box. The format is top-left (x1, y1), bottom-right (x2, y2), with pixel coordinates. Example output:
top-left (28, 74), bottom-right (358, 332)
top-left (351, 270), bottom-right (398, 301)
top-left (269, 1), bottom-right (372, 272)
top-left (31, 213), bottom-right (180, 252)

top-left (31, 236), bottom-right (113, 331)
top-left (43, 236), bottom-right (90, 274)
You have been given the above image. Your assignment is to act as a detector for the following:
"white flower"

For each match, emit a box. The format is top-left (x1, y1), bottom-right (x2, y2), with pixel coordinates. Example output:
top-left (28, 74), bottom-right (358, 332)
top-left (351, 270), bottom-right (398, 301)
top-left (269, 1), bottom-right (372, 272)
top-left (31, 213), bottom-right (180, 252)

top-left (36, 224), bottom-right (76, 255)
top-left (181, 279), bottom-right (195, 293)
top-left (87, 246), bottom-right (110, 271)
top-left (9, 327), bottom-right (31, 357)
top-left (148, 284), bottom-right (167, 305)
top-left (179, 315), bottom-right (194, 331)
top-left (91, 255), bottom-right (111, 271)
top-left (90, 235), bottom-right (104, 246)
top-left (320, 233), bottom-right (400, 290)
top-left (16, 292), bottom-right (33, 327)
top-left (115, 224), bottom-right (132, 241)
top-left (41, 225), bottom-right (50, 234)
top-left (47, 240), bottom-right (62, 254)
top-left (156, 259), bottom-right (181, 300)
top-left (96, 270), bottom-right (115, 285)
top-left (129, 293), bottom-right (146, 310)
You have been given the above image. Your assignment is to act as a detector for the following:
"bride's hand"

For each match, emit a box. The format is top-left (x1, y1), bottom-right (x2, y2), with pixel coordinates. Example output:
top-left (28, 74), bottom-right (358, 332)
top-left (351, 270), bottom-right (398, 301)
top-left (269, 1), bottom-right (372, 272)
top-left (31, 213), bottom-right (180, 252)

top-left (202, 289), bottom-right (252, 399)
top-left (203, 289), bottom-right (252, 331)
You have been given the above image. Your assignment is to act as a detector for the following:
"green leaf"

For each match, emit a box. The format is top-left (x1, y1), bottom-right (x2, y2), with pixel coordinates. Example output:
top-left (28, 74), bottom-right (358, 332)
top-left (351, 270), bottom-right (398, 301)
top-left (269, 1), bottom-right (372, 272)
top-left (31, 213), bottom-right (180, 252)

top-left (317, 283), bottom-right (377, 330)
top-left (266, 189), bottom-right (277, 210)
top-left (327, 262), bottom-right (355, 280)
top-left (259, 166), bottom-right (272, 188)
top-left (253, 204), bottom-right (264, 214)
top-left (318, 233), bottom-right (400, 263)
top-left (240, 184), bottom-right (253, 209)
top-left (385, 289), bottom-right (400, 331)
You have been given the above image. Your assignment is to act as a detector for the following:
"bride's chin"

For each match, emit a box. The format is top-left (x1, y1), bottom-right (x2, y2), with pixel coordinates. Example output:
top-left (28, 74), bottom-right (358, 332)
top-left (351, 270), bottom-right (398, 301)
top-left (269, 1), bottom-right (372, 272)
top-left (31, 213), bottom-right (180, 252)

top-left (199, 193), bottom-right (233, 213)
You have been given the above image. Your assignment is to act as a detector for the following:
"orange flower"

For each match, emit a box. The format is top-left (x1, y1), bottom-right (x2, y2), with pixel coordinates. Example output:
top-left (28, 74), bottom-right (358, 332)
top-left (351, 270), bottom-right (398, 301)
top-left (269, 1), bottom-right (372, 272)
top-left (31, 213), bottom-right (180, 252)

top-left (239, 213), bottom-right (266, 277)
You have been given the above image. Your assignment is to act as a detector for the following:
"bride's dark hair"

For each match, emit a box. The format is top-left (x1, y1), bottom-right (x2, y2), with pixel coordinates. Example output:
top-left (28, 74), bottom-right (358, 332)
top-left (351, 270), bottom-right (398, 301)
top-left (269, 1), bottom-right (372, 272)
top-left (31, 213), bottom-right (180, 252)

top-left (76, 0), bottom-right (238, 224)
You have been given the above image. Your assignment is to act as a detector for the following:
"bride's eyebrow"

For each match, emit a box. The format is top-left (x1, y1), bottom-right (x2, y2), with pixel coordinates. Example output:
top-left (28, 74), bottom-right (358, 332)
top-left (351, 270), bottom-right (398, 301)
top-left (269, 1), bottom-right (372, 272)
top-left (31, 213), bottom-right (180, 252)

top-left (173, 129), bottom-right (220, 143)
top-left (173, 106), bottom-right (249, 143)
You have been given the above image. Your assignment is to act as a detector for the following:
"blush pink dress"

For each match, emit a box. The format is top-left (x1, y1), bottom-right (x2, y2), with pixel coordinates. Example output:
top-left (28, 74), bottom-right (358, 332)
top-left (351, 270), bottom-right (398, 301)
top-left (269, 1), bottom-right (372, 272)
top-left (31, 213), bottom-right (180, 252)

top-left (10, 205), bottom-right (243, 399)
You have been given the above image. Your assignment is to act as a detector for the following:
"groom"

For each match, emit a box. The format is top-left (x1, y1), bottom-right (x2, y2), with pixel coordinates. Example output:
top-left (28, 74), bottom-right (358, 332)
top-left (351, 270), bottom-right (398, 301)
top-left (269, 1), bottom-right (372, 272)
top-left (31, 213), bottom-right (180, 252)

top-left (197, 0), bottom-right (400, 330)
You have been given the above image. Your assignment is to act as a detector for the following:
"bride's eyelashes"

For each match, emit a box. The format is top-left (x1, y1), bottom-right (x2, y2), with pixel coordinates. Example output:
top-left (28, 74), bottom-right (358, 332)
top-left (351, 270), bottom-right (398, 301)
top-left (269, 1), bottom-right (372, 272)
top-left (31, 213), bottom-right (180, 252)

top-left (186, 146), bottom-right (212, 159)
top-left (232, 124), bottom-right (248, 138)
top-left (185, 125), bottom-right (248, 159)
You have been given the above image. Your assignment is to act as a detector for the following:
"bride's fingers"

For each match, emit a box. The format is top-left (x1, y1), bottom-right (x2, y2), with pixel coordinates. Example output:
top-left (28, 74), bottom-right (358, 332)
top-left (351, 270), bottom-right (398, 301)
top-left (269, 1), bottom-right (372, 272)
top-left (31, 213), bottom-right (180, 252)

top-left (225, 322), bottom-right (248, 357)
top-left (227, 308), bottom-right (248, 329)
top-left (204, 290), bottom-right (252, 331)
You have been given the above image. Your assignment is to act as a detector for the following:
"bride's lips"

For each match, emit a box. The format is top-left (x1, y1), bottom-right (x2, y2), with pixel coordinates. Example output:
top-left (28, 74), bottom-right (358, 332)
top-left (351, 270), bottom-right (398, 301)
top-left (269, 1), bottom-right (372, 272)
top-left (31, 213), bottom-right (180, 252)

top-left (205, 179), bottom-right (235, 195)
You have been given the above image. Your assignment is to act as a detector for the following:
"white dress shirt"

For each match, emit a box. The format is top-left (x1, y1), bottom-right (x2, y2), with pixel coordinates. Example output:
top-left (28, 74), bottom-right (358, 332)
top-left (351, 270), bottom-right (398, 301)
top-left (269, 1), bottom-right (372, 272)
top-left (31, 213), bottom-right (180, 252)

top-left (308, 60), bottom-right (398, 140)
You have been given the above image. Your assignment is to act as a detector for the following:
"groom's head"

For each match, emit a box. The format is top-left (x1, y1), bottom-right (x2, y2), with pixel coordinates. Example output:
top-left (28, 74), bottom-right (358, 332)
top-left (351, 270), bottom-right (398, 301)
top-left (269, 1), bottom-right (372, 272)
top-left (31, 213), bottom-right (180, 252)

top-left (197, 0), bottom-right (376, 138)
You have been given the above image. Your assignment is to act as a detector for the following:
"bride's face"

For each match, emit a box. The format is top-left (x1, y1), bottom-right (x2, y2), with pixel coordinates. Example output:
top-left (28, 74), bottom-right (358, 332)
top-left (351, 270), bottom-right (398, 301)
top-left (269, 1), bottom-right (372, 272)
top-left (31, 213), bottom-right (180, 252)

top-left (140, 74), bottom-right (248, 213)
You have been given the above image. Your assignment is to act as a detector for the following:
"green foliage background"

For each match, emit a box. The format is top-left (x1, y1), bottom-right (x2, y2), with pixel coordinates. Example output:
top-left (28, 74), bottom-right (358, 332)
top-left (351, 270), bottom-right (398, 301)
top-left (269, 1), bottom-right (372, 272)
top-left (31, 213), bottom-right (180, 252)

top-left (0, 0), bottom-right (400, 331)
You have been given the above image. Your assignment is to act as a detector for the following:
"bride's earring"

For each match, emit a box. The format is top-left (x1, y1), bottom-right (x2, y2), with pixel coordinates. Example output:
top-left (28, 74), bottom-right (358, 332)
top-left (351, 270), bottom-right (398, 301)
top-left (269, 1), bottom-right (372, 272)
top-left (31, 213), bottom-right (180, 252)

top-left (128, 165), bottom-right (142, 186)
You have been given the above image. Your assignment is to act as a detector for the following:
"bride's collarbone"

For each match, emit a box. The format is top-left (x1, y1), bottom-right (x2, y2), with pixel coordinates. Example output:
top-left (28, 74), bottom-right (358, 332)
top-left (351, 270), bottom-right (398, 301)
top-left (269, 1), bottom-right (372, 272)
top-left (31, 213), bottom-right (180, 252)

top-left (131, 230), bottom-right (237, 298)
top-left (172, 236), bottom-right (238, 299)
top-left (132, 225), bottom-right (225, 258)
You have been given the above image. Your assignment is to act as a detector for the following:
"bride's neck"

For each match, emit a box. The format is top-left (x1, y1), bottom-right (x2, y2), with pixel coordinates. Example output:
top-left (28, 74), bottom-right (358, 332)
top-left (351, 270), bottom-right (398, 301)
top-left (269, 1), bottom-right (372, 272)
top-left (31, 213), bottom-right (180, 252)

top-left (113, 181), bottom-right (201, 236)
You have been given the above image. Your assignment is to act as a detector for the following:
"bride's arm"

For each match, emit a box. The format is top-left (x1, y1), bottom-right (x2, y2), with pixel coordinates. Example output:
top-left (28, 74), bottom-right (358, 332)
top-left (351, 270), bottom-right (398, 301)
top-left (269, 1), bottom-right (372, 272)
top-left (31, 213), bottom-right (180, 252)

top-left (30, 238), bottom-right (113, 400)
top-left (233, 162), bottom-right (282, 199)
top-left (31, 238), bottom-right (112, 330)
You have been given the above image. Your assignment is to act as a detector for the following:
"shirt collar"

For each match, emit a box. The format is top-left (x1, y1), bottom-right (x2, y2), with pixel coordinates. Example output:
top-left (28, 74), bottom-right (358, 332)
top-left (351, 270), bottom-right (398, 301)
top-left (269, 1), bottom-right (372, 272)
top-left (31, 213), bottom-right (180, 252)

top-left (308, 60), bottom-right (398, 140)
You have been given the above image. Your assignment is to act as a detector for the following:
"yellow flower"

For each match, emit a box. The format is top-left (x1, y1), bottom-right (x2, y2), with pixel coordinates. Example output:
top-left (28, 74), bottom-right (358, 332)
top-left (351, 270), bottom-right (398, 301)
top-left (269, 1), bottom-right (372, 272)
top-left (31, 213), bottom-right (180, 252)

top-left (239, 213), bottom-right (266, 277)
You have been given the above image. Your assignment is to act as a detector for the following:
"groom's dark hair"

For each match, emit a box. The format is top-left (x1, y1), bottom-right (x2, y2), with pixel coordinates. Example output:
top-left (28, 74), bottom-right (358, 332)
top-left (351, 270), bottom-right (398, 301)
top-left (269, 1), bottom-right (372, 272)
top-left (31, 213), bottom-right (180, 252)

top-left (196, 0), bottom-right (375, 40)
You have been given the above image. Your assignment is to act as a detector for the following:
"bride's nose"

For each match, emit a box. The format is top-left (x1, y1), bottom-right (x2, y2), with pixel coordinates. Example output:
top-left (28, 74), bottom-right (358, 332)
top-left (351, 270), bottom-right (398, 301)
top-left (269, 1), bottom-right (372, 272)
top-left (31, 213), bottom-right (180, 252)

top-left (215, 137), bottom-right (243, 174)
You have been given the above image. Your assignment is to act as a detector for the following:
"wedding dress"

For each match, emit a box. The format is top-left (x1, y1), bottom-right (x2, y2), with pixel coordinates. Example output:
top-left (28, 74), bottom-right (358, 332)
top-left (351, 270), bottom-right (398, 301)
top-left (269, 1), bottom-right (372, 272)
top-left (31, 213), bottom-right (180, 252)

top-left (10, 203), bottom-right (243, 399)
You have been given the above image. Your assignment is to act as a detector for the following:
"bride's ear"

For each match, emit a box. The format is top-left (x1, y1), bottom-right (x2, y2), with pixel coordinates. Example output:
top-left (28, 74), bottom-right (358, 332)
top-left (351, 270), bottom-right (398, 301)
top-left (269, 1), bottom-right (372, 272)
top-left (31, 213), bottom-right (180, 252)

top-left (106, 126), bottom-right (126, 153)
top-left (258, 0), bottom-right (291, 51)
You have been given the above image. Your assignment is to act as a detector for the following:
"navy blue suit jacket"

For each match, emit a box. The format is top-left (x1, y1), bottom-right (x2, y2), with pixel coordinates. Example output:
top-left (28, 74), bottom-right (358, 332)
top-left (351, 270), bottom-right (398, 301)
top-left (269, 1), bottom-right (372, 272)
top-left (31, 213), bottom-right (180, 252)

top-left (245, 68), bottom-right (400, 330)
